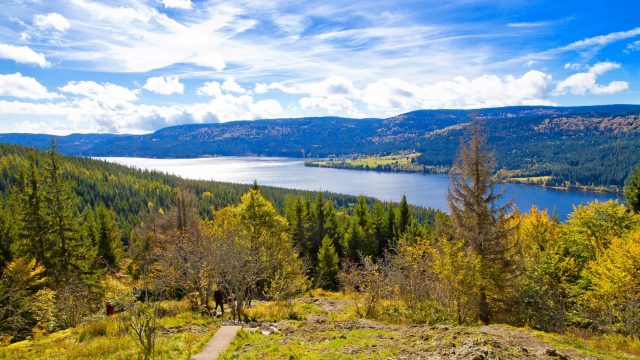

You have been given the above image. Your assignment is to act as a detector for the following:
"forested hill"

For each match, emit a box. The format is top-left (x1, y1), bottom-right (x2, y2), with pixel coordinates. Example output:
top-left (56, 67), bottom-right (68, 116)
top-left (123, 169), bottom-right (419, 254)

top-left (0, 143), bottom-right (437, 241)
top-left (1, 105), bottom-right (640, 188)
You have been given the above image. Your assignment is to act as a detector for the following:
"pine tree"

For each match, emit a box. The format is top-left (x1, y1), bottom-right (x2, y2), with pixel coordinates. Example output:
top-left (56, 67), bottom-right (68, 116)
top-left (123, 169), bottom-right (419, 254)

top-left (322, 200), bottom-right (342, 257)
top-left (385, 204), bottom-right (397, 250)
top-left (355, 195), bottom-right (369, 230)
top-left (311, 193), bottom-right (326, 260)
top-left (0, 203), bottom-right (15, 270)
top-left (96, 203), bottom-right (123, 270)
top-left (373, 201), bottom-right (386, 256)
top-left (625, 163), bottom-right (640, 213)
top-left (17, 151), bottom-right (51, 270)
top-left (43, 141), bottom-right (92, 281)
top-left (290, 196), bottom-right (308, 253)
top-left (398, 195), bottom-right (410, 237)
top-left (317, 236), bottom-right (339, 290)
top-left (447, 120), bottom-right (515, 324)
top-left (343, 219), bottom-right (364, 261)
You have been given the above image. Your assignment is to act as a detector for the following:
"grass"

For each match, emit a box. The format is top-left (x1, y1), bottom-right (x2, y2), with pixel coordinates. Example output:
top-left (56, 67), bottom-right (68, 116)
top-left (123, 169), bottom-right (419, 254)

top-left (530, 328), bottom-right (640, 360)
top-left (219, 328), bottom-right (399, 360)
top-left (0, 300), bottom-right (219, 360)
top-left (221, 293), bottom-right (640, 359)
top-left (507, 175), bottom-right (553, 184)
top-left (306, 153), bottom-right (441, 174)
top-left (245, 300), bottom-right (321, 322)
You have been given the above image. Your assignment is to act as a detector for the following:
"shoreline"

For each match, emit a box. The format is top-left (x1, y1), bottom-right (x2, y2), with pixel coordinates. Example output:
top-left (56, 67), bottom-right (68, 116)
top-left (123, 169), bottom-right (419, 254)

top-left (304, 160), bottom-right (623, 195)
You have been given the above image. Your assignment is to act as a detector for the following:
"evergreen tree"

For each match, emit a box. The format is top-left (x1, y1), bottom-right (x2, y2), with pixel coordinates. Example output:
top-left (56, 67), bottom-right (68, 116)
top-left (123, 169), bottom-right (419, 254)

top-left (355, 195), bottom-right (369, 230)
top-left (447, 120), bottom-right (515, 324)
top-left (17, 151), bottom-right (51, 270)
top-left (0, 203), bottom-right (15, 270)
top-left (290, 196), bottom-right (308, 254)
top-left (372, 201), bottom-right (386, 256)
top-left (343, 219), bottom-right (364, 261)
top-left (322, 200), bottom-right (343, 257)
top-left (625, 163), bottom-right (640, 213)
top-left (316, 235), bottom-right (339, 290)
top-left (43, 141), bottom-right (92, 281)
top-left (385, 204), bottom-right (397, 250)
top-left (398, 195), bottom-right (410, 237)
top-left (311, 193), bottom-right (326, 260)
top-left (96, 203), bottom-right (123, 270)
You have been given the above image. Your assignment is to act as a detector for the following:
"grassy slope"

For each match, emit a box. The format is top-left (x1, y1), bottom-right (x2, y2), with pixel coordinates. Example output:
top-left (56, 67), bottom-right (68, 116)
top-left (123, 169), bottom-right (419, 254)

top-left (220, 292), bottom-right (640, 360)
top-left (0, 301), bottom-right (219, 360)
top-left (3, 292), bottom-right (639, 359)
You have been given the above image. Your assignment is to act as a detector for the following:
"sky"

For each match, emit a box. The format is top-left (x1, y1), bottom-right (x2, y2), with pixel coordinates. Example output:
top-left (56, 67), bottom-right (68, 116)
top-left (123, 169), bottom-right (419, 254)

top-left (0, 0), bottom-right (638, 134)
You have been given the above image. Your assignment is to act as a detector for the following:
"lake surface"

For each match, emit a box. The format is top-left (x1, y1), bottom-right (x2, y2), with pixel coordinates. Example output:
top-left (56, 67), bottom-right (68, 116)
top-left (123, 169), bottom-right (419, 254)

top-left (100, 156), bottom-right (621, 220)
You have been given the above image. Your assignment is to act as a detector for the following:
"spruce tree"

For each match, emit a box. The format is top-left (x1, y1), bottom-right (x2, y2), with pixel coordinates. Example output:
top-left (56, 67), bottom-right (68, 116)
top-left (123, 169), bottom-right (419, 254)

top-left (0, 203), bottom-right (15, 270)
top-left (322, 200), bottom-right (342, 257)
top-left (398, 195), bottom-right (410, 237)
top-left (316, 235), bottom-right (339, 290)
top-left (96, 203), bottom-right (123, 270)
top-left (43, 141), bottom-right (92, 281)
top-left (373, 201), bottom-right (386, 256)
top-left (344, 219), bottom-right (364, 261)
top-left (625, 163), bottom-right (640, 213)
top-left (311, 193), bottom-right (326, 259)
top-left (385, 204), bottom-right (397, 250)
top-left (17, 151), bottom-right (51, 270)
top-left (447, 120), bottom-right (515, 324)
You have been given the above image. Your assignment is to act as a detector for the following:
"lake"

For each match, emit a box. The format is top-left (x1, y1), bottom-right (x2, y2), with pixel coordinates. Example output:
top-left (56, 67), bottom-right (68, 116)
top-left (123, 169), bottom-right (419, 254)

top-left (100, 156), bottom-right (621, 220)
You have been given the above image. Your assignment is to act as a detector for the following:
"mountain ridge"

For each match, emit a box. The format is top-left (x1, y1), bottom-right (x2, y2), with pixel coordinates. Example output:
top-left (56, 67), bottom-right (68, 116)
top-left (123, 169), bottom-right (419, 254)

top-left (1, 104), bottom-right (640, 189)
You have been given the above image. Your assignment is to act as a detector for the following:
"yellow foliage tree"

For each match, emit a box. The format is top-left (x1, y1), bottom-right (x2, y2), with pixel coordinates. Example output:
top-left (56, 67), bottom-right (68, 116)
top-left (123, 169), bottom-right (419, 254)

top-left (583, 231), bottom-right (640, 336)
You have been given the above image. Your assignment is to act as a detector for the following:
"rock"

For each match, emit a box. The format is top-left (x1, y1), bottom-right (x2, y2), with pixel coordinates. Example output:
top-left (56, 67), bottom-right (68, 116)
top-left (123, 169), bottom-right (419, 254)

top-left (269, 326), bottom-right (280, 334)
top-left (520, 346), bottom-right (528, 354)
top-left (544, 348), bottom-right (568, 359)
top-left (261, 330), bottom-right (270, 335)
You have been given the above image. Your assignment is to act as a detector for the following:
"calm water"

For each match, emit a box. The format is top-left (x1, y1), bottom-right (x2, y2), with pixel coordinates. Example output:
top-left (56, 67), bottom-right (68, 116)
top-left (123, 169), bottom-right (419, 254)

top-left (100, 157), bottom-right (621, 220)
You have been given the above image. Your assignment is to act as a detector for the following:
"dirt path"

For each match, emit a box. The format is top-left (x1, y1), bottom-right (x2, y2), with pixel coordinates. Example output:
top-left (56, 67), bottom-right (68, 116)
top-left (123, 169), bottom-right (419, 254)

top-left (191, 325), bottom-right (242, 360)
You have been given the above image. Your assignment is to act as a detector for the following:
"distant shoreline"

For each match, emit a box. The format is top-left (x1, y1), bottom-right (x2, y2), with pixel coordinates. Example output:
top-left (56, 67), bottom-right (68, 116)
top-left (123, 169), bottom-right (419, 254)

top-left (304, 158), bottom-right (623, 195)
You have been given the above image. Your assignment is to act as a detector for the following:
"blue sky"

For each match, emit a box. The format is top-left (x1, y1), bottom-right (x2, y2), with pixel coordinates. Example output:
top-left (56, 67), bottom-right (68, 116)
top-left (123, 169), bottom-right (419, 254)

top-left (0, 0), bottom-right (638, 134)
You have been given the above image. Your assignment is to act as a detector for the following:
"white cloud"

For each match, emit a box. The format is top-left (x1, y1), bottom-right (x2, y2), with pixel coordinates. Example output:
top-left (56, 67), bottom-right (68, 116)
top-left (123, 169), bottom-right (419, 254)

top-left (197, 81), bottom-right (223, 97)
top-left (562, 27), bottom-right (640, 51)
top-left (362, 70), bottom-right (554, 113)
top-left (221, 77), bottom-right (246, 94)
top-left (0, 73), bottom-right (59, 100)
top-left (143, 76), bottom-right (184, 95)
top-left (555, 62), bottom-right (629, 96)
top-left (563, 63), bottom-right (584, 71)
top-left (162, 0), bottom-right (192, 9)
top-left (253, 83), bottom-right (269, 94)
top-left (299, 95), bottom-right (362, 117)
top-left (59, 81), bottom-right (138, 105)
top-left (0, 73), bottom-right (284, 134)
top-left (507, 21), bottom-right (553, 28)
top-left (0, 43), bottom-right (49, 67)
top-left (626, 40), bottom-right (640, 52)
top-left (33, 13), bottom-right (71, 33)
